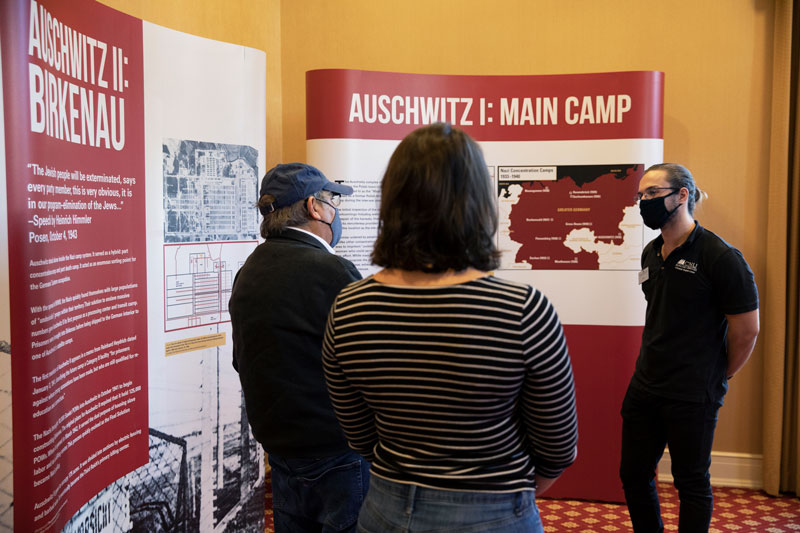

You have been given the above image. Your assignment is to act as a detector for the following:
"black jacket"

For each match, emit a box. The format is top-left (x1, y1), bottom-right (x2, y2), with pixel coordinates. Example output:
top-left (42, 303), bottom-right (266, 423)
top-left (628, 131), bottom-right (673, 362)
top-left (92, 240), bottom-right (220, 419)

top-left (229, 228), bottom-right (361, 457)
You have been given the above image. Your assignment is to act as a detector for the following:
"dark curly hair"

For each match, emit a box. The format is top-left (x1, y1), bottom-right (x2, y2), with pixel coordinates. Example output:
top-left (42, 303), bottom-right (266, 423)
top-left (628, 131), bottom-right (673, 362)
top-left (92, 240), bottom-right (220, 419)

top-left (371, 123), bottom-right (500, 273)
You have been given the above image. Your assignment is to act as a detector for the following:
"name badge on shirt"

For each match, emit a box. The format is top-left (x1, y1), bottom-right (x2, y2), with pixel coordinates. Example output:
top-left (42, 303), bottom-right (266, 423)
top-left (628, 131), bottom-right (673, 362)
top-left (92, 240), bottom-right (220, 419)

top-left (638, 267), bottom-right (649, 284)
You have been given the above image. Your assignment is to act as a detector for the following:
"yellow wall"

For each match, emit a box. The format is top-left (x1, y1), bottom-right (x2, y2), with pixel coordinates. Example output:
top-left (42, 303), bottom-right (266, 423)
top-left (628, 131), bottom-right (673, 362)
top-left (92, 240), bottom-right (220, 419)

top-left (99, 0), bottom-right (283, 170)
top-left (104, 0), bottom-right (775, 455)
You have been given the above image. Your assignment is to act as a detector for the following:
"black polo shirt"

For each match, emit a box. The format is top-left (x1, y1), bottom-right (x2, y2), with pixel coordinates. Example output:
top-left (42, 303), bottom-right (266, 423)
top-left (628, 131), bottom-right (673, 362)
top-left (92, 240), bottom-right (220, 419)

top-left (631, 222), bottom-right (758, 403)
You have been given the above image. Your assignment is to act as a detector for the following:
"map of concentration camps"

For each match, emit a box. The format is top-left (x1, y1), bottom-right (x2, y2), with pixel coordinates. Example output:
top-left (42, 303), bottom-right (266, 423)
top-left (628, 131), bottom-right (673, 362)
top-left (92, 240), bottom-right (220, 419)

top-left (497, 164), bottom-right (644, 270)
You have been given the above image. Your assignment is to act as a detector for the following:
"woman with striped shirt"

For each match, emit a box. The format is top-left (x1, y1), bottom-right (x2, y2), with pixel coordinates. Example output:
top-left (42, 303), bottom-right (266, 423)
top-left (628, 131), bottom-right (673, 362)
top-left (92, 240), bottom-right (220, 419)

top-left (322, 123), bottom-right (578, 533)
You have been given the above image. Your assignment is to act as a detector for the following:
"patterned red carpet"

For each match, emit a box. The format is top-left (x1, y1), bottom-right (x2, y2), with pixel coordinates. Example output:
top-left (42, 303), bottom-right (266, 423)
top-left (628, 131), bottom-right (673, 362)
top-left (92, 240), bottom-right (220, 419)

top-left (537, 483), bottom-right (800, 532)
top-left (264, 475), bottom-right (800, 532)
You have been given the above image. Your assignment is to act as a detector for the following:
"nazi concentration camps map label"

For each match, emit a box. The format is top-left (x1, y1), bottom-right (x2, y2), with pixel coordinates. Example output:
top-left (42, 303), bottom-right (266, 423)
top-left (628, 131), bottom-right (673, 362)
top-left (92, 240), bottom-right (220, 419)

top-left (498, 164), bottom-right (644, 270)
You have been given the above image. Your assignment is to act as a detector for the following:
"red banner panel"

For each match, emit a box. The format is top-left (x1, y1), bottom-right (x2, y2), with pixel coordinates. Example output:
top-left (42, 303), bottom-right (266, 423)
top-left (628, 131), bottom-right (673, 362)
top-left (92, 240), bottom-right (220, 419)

top-left (1, 0), bottom-right (148, 530)
top-left (546, 324), bottom-right (643, 503)
top-left (307, 69), bottom-right (663, 142)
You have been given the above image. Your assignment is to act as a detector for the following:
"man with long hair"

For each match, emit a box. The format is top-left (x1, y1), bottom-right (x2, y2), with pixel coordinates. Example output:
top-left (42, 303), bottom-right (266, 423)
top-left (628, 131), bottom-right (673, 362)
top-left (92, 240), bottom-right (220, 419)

top-left (621, 163), bottom-right (760, 532)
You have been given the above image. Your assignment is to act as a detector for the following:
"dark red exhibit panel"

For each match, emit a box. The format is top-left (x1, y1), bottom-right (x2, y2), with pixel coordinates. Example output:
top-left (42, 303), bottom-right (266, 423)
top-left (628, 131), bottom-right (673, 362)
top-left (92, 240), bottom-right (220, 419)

top-left (307, 69), bottom-right (664, 142)
top-left (1, 1), bottom-right (148, 531)
top-left (545, 324), bottom-right (643, 503)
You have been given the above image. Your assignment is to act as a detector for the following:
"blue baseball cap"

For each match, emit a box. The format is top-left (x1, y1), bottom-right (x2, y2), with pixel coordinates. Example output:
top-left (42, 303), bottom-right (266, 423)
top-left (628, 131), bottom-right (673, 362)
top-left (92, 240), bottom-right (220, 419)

top-left (259, 163), bottom-right (353, 215)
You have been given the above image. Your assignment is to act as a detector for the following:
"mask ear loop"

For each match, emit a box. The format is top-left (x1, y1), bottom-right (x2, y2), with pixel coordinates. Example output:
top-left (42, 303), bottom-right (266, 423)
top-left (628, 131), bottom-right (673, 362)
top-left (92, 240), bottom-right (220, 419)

top-left (305, 196), bottom-right (331, 224)
top-left (306, 196), bottom-right (338, 246)
top-left (665, 188), bottom-right (682, 210)
top-left (673, 187), bottom-right (689, 211)
top-left (307, 196), bottom-right (318, 219)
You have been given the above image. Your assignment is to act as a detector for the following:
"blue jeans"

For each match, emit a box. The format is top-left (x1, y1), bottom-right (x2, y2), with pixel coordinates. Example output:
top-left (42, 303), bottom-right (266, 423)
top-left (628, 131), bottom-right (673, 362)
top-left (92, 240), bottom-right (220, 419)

top-left (356, 475), bottom-right (543, 533)
top-left (269, 451), bottom-right (370, 533)
top-left (620, 384), bottom-right (721, 533)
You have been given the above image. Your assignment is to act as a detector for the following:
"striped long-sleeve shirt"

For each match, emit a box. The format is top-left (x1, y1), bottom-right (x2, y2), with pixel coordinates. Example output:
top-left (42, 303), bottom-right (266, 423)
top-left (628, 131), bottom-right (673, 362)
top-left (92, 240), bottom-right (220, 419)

top-left (322, 275), bottom-right (578, 493)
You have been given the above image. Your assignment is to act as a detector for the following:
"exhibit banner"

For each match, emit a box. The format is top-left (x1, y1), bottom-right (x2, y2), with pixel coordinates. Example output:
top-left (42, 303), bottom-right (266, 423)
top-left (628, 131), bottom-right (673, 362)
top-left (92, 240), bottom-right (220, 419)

top-left (306, 68), bottom-right (664, 502)
top-left (1, 2), bottom-right (148, 531)
top-left (0, 1), bottom-right (265, 531)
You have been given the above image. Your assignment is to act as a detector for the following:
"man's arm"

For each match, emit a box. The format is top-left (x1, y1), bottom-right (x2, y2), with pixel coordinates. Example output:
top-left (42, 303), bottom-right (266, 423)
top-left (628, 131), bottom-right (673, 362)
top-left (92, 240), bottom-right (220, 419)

top-left (725, 309), bottom-right (760, 379)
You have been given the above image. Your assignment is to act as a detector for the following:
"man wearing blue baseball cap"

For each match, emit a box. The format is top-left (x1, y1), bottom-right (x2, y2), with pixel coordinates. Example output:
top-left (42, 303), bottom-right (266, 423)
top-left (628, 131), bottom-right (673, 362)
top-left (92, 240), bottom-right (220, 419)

top-left (229, 163), bottom-right (368, 533)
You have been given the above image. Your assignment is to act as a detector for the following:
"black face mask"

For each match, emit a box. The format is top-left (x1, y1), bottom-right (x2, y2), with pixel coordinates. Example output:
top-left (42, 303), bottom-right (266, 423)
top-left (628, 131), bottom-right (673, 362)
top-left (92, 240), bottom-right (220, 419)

top-left (639, 189), bottom-right (681, 230)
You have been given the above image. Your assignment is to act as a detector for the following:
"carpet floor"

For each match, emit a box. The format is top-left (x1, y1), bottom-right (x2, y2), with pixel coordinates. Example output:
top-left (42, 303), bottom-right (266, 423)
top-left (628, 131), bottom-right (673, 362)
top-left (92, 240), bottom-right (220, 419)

top-left (264, 476), bottom-right (800, 532)
top-left (537, 483), bottom-right (800, 532)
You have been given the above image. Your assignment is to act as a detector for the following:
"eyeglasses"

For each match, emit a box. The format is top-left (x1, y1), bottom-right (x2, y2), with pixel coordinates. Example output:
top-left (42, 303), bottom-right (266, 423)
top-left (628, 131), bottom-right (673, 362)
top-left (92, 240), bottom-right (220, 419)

top-left (636, 187), bottom-right (677, 201)
top-left (316, 193), bottom-right (342, 208)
